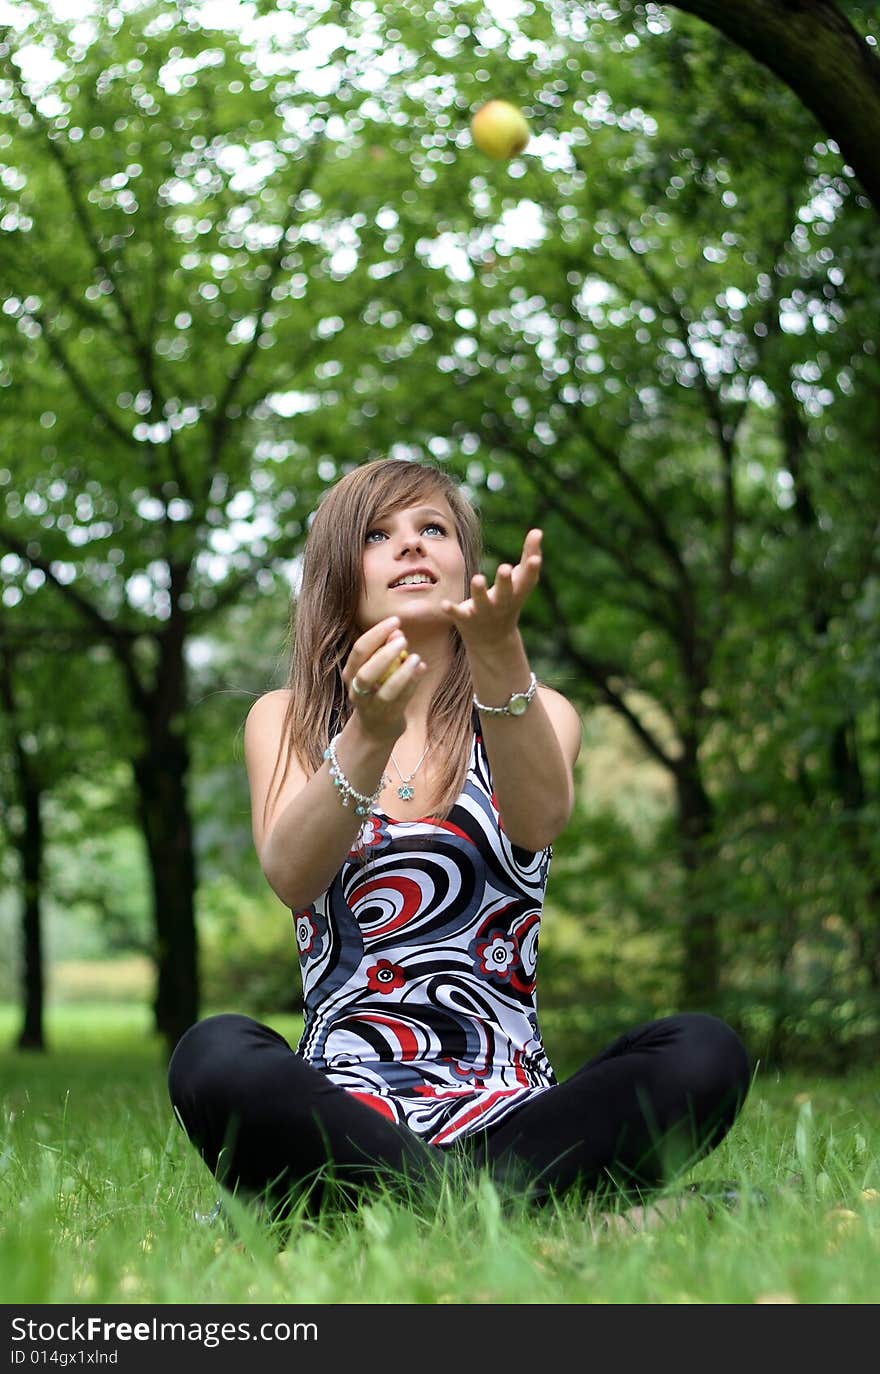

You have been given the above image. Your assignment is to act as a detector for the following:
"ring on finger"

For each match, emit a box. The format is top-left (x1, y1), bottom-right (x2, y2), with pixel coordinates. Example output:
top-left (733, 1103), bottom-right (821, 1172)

top-left (352, 675), bottom-right (375, 697)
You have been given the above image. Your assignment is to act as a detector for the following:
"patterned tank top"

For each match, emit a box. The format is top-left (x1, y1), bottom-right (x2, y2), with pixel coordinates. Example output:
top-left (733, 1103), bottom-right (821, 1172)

top-left (293, 710), bottom-right (557, 1146)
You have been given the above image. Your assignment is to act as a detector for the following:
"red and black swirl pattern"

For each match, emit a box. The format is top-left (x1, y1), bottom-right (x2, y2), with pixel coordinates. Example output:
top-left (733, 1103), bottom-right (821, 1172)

top-left (293, 717), bottom-right (557, 1145)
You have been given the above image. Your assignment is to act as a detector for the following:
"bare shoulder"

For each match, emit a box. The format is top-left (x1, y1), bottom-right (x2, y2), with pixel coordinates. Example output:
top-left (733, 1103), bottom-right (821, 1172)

top-left (245, 687), bottom-right (294, 736)
top-left (244, 688), bottom-right (304, 774)
top-left (537, 685), bottom-right (583, 768)
top-left (244, 689), bottom-right (309, 858)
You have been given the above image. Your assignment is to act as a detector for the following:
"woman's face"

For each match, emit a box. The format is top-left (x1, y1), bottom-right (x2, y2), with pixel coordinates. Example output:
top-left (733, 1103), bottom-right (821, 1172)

top-left (355, 494), bottom-right (467, 633)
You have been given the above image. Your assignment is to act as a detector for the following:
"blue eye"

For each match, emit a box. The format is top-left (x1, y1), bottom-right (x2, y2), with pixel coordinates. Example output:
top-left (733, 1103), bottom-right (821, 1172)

top-left (366, 522), bottom-right (447, 542)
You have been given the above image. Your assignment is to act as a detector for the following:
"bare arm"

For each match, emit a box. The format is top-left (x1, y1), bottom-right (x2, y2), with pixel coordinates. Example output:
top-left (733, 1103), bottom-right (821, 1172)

top-left (246, 695), bottom-right (395, 909)
top-left (245, 616), bottom-right (425, 910)
top-left (470, 631), bottom-right (582, 851)
top-left (439, 527), bottom-right (582, 852)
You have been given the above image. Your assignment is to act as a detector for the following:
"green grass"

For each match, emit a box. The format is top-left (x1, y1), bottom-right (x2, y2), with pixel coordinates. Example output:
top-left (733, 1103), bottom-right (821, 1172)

top-left (1, 1003), bottom-right (879, 1304)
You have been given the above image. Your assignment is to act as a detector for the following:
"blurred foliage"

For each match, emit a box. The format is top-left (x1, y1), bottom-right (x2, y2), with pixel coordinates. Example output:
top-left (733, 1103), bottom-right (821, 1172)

top-left (197, 874), bottom-right (301, 1013)
top-left (0, 0), bottom-right (878, 1066)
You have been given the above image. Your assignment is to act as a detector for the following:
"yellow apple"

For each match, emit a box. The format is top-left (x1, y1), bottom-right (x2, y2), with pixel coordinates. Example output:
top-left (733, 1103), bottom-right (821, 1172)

top-left (378, 649), bottom-right (409, 685)
top-left (470, 100), bottom-right (530, 160)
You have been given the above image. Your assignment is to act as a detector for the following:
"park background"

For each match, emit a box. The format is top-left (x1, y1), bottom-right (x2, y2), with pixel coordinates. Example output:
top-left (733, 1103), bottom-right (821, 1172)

top-left (0, 0), bottom-right (879, 1305)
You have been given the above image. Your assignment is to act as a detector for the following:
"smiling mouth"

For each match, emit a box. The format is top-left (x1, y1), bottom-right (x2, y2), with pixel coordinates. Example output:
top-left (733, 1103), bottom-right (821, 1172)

top-left (389, 572), bottom-right (437, 589)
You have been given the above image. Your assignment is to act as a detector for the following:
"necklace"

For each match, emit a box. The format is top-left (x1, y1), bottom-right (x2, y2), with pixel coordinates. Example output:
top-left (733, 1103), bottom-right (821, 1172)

top-left (389, 742), bottom-right (430, 801)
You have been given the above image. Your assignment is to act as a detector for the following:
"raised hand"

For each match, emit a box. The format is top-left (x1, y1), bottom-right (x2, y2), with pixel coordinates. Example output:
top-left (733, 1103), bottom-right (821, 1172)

top-left (342, 617), bottom-right (426, 742)
top-left (439, 528), bottom-right (543, 650)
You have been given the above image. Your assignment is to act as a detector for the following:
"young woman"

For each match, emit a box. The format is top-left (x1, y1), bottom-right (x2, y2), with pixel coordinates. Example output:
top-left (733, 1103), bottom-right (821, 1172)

top-left (168, 458), bottom-right (750, 1215)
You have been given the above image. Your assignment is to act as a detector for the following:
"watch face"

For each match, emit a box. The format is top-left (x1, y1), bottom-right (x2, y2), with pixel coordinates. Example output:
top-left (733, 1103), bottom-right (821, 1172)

top-left (509, 696), bottom-right (528, 715)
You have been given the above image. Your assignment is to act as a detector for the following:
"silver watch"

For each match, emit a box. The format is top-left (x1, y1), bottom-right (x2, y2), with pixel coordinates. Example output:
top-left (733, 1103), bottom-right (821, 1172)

top-left (473, 671), bottom-right (538, 717)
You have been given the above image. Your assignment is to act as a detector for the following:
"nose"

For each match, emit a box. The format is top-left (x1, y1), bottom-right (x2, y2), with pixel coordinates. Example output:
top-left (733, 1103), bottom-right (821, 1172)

top-left (396, 530), bottom-right (424, 556)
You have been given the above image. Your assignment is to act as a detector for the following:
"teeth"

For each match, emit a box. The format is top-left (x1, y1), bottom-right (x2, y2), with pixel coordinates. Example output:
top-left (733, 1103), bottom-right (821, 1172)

top-left (392, 574), bottom-right (433, 587)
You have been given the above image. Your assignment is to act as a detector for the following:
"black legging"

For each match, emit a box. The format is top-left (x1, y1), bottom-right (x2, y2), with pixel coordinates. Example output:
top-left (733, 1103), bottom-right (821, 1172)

top-left (168, 1011), bottom-right (750, 1212)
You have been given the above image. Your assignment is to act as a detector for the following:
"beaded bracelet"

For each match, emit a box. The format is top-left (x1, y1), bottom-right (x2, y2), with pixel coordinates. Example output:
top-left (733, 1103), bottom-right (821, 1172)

top-left (323, 734), bottom-right (389, 817)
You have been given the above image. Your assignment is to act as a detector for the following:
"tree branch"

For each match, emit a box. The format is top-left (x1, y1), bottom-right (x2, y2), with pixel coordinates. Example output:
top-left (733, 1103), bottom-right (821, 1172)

top-left (186, 529), bottom-right (305, 628)
top-left (31, 308), bottom-right (142, 451)
top-left (539, 563), bottom-right (679, 772)
top-left (205, 134), bottom-right (332, 486)
top-left (0, 37), bottom-right (191, 503)
top-left (662, 0), bottom-right (880, 210)
top-left (0, 46), bottom-right (146, 357)
top-left (633, 252), bottom-right (746, 602)
top-left (477, 410), bottom-right (684, 638)
top-left (0, 528), bottom-right (149, 712)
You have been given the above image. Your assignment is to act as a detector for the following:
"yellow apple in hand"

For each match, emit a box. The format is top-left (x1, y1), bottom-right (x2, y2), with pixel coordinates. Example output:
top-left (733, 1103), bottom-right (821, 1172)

top-left (378, 649), bottom-right (409, 685)
top-left (470, 100), bottom-right (530, 160)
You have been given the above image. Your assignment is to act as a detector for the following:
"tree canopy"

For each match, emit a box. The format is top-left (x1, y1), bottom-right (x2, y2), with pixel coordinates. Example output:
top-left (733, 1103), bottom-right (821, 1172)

top-left (1, 0), bottom-right (877, 1063)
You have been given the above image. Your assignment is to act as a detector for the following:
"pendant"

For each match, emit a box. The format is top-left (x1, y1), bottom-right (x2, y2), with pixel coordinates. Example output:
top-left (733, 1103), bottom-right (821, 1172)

top-left (397, 783), bottom-right (415, 801)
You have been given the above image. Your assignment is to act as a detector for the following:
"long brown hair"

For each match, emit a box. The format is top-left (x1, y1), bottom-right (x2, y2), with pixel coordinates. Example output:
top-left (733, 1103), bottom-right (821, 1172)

top-left (263, 459), bottom-right (484, 856)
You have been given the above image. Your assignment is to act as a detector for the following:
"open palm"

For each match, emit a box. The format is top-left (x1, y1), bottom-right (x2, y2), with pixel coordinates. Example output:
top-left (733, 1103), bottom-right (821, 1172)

top-left (440, 528), bottom-right (543, 650)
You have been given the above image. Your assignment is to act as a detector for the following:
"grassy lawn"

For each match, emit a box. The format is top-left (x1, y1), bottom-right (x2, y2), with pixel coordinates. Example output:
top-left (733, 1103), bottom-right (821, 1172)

top-left (1, 1003), bottom-right (878, 1304)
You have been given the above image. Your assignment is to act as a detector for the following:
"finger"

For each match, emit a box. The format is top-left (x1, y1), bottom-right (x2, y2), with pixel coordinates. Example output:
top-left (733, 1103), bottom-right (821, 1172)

top-left (376, 651), bottom-right (423, 698)
top-left (377, 645), bottom-right (409, 685)
top-left (400, 654), bottom-right (428, 694)
top-left (495, 563), bottom-right (515, 599)
top-left (440, 595), bottom-right (468, 617)
top-left (368, 633), bottom-right (408, 677)
top-left (352, 616), bottom-right (402, 661)
top-left (514, 552), bottom-right (541, 585)
top-left (520, 530), bottom-right (543, 576)
top-left (348, 631), bottom-right (406, 691)
top-left (349, 623), bottom-right (404, 681)
top-left (470, 572), bottom-right (491, 605)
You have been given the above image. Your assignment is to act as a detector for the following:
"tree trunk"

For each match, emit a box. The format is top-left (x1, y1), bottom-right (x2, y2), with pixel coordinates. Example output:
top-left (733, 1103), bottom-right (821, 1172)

top-left (16, 787), bottom-right (45, 1051)
top-left (133, 730), bottom-right (199, 1055)
top-left (674, 759), bottom-right (722, 1007)
top-left (131, 621), bottom-right (199, 1055)
top-left (0, 634), bottom-right (46, 1051)
top-left (668, 1), bottom-right (880, 210)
